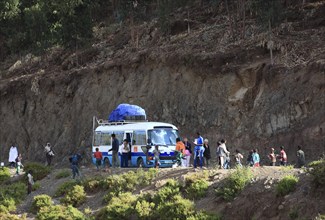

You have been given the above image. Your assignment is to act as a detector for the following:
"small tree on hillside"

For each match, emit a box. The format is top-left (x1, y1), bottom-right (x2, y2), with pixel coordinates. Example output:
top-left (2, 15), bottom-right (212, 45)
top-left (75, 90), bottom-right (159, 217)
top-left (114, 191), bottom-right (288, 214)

top-left (252, 0), bottom-right (284, 65)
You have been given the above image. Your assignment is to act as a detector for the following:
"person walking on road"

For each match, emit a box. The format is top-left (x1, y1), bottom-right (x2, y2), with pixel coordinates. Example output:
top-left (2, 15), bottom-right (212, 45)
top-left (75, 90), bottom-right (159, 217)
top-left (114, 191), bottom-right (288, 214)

top-left (296, 145), bottom-right (305, 168)
top-left (9, 145), bottom-right (18, 168)
top-left (44, 143), bottom-right (54, 166)
top-left (252, 149), bottom-right (260, 167)
top-left (268, 148), bottom-right (276, 166)
top-left (278, 146), bottom-right (287, 166)
top-left (193, 133), bottom-right (204, 168)
top-left (203, 139), bottom-right (211, 167)
top-left (234, 149), bottom-right (244, 167)
top-left (219, 139), bottom-right (229, 169)
top-left (27, 170), bottom-right (34, 195)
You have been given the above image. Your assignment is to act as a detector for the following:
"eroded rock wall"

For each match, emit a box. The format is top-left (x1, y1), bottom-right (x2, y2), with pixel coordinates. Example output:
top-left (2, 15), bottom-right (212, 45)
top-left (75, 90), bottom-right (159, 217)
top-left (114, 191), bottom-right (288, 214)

top-left (0, 58), bottom-right (324, 164)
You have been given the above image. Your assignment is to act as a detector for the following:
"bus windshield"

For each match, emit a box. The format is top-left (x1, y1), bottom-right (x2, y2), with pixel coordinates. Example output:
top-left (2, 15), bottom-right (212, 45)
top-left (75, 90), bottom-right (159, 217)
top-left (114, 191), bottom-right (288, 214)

top-left (148, 128), bottom-right (179, 146)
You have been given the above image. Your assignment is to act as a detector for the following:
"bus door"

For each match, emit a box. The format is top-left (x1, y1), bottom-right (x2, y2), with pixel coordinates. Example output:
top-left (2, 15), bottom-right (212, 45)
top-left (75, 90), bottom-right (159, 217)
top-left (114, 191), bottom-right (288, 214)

top-left (125, 131), bottom-right (133, 165)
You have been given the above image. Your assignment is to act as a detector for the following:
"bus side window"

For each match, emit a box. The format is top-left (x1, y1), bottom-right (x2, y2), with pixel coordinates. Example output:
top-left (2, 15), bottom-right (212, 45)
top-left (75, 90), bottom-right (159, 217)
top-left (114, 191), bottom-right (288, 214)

top-left (133, 131), bottom-right (146, 146)
top-left (101, 133), bottom-right (111, 145)
top-left (94, 132), bottom-right (101, 146)
top-left (114, 131), bottom-right (124, 144)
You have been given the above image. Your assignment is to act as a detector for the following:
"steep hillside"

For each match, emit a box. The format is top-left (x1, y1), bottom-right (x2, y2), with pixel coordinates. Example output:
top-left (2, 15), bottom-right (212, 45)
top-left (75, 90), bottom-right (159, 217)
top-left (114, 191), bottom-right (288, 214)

top-left (0, 1), bottom-right (324, 163)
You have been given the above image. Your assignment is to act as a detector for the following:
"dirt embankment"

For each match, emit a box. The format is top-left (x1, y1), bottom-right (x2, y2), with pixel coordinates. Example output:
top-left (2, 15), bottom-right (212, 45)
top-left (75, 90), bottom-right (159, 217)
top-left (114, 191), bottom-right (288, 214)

top-left (0, 2), bottom-right (324, 164)
top-left (13, 166), bottom-right (325, 220)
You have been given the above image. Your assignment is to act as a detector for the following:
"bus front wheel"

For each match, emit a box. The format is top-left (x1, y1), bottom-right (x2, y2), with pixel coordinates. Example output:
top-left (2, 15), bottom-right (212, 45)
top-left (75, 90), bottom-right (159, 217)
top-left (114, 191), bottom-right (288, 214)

top-left (137, 158), bottom-right (144, 168)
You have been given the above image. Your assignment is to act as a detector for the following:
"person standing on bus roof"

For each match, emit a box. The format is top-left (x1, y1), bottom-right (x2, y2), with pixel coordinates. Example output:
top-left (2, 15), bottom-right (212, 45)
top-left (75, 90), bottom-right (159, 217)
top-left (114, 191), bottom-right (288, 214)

top-left (109, 134), bottom-right (120, 168)
top-left (120, 139), bottom-right (130, 168)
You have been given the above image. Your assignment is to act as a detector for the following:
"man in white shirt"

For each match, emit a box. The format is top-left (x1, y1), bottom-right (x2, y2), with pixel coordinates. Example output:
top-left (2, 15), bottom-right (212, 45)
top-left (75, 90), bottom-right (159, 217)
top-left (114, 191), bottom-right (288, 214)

top-left (119, 139), bottom-right (130, 168)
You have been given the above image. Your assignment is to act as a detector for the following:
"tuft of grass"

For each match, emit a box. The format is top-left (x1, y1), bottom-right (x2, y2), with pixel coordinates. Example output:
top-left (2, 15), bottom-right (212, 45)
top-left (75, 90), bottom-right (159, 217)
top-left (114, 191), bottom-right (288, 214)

top-left (101, 169), bottom-right (158, 204)
top-left (54, 180), bottom-right (79, 197)
top-left (215, 167), bottom-right (253, 201)
top-left (97, 192), bottom-right (137, 220)
top-left (0, 182), bottom-right (26, 204)
top-left (0, 212), bottom-right (27, 220)
top-left (0, 197), bottom-right (16, 213)
top-left (0, 167), bottom-right (11, 184)
top-left (288, 207), bottom-right (299, 220)
top-left (276, 175), bottom-right (299, 196)
top-left (188, 211), bottom-right (222, 220)
top-left (32, 182), bottom-right (41, 191)
top-left (308, 158), bottom-right (325, 187)
top-left (185, 179), bottom-right (209, 200)
top-left (55, 169), bottom-right (71, 179)
top-left (216, 167), bottom-right (253, 201)
top-left (83, 177), bottom-right (102, 193)
top-left (23, 162), bottom-right (51, 181)
top-left (36, 205), bottom-right (85, 220)
top-left (280, 165), bottom-right (294, 172)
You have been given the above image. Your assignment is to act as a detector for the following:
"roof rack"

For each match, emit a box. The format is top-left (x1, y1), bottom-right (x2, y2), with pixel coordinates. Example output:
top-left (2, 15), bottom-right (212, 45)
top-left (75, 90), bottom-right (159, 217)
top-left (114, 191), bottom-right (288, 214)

top-left (94, 117), bottom-right (148, 126)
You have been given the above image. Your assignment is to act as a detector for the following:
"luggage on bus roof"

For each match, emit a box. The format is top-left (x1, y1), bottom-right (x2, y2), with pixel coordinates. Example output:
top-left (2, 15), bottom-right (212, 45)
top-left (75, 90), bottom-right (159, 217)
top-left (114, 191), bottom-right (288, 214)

top-left (109, 103), bottom-right (146, 122)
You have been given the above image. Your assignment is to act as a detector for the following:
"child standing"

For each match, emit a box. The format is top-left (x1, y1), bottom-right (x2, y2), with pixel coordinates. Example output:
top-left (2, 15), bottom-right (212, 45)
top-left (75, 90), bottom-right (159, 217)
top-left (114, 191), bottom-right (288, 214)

top-left (94, 148), bottom-right (103, 171)
top-left (184, 148), bottom-right (191, 167)
top-left (234, 150), bottom-right (243, 167)
top-left (27, 170), bottom-right (34, 194)
top-left (253, 149), bottom-right (260, 167)
top-left (15, 154), bottom-right (23, 175)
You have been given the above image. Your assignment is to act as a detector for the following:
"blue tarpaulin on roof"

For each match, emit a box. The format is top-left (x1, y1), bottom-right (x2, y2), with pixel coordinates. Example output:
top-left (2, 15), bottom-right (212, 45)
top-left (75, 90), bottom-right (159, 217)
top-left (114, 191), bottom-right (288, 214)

top-left (109, 104), bottom-right (146, 122)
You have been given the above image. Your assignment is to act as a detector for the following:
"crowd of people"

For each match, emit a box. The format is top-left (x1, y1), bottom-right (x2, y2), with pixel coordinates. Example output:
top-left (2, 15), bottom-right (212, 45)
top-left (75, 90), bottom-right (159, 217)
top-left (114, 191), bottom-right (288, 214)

top-left (6, 135), bottom-right (306, 194)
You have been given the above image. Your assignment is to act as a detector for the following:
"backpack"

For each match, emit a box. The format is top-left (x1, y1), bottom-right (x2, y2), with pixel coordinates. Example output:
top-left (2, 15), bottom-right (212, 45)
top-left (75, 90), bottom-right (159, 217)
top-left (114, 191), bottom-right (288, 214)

top-left (69, 154), bottom-right (79, 164)
top-left (72, 155), bottom-right (78, 162)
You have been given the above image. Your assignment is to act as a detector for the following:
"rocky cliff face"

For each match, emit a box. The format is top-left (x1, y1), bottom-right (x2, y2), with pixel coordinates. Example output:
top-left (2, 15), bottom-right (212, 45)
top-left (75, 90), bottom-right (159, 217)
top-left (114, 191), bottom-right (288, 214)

top-left (1, 53), bottom-right (324, 164)
top-left (1, 2), bottom-right (324, 165)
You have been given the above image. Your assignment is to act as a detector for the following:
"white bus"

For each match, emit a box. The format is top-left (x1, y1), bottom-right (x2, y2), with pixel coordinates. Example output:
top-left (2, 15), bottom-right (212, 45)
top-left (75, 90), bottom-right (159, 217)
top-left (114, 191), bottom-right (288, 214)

top-left (92, 117), bottom-right (180, 167)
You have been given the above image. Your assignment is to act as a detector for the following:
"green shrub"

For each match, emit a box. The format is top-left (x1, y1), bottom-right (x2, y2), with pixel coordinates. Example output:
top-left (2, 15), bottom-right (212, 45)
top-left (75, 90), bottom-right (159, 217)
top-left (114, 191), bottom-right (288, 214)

top-left (36, 205), bottom-right (85, 220)
top-left (55, 169), bottom-right (71, 179)
top-left (137, 168), bottom-right (158, 186)
top-left (60, 185), bottom-right (86, 207)
top-left (54, 180), bottom-right (78, 197)
top-left (24, 162), bottom-right (51, 181)
top-left (83, 178), bottom-right (102, 193)
top-left (153, 179), bottom-right (181, 204)
top-left (97, 192), bottom-right (137, 220)
top-left (31, 194), bottom-right (53, 213)
top-left (185, 171), bottom-right (209, 185)
top-left (135, 200), bottom-right (155, 219)
top-left (0, 212), bottom-right (27, 220)
top-left (186, 179), bottom-right (209, 200)
top-left (216, 167), bottom-right (253, 201)
top-left (0, 182), bottom-right (26, 204)
top-left (33, 182), bottom-right (41, 191)
top-left (0, 167), bottom-right (11, 183)
top-left (280, 165), bottom-right (294, 172)
top-left (156, 195), bottom-right (195, 219)
top-left (314, 214), bottom-right (325, 220)
top-left (84, 207), bottom-right (95, 220)
top-left (188, 211), bottom-right (222, 220)
top-left (276, 175), bottom-right (298, 196)
top-left (288, 207), bottom-right (299, 220)
top-left (308, 159), bottom-right (325, 187)
top-left (0, 197), bottom-right (16, 213)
